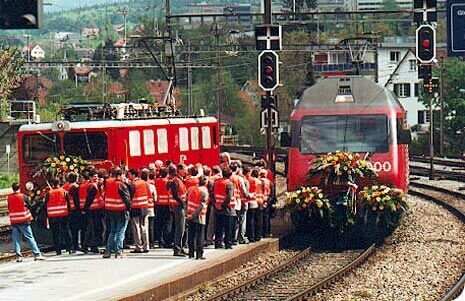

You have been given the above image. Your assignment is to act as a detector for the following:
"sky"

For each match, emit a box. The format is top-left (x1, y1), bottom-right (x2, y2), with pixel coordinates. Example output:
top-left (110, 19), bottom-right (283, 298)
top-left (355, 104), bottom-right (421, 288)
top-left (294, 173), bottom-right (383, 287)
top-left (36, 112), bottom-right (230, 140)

top-left (44, 0), bottom-right (126, 13)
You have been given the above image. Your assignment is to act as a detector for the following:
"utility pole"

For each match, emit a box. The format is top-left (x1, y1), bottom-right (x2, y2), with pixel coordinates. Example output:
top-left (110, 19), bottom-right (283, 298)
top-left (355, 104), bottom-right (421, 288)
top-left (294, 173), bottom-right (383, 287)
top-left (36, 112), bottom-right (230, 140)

top-left (214, 23), bottom-right (221, 124)
top-left (24, 34), bottom-right (31, 62)
top-left (439, 58), bottom-right (444, 157)
top-left (187, 41), bottom-right (193, 114)
top-left (428, 89), bottom-right (434, 179)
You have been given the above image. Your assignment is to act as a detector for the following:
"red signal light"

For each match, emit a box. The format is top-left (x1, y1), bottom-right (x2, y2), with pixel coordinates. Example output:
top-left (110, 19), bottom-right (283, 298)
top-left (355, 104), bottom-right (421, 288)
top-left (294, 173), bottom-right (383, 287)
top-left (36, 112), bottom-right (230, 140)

top-left (422, 39), bottom-right (430, 48)
top-left (264, 66), bottom-right (274, 75)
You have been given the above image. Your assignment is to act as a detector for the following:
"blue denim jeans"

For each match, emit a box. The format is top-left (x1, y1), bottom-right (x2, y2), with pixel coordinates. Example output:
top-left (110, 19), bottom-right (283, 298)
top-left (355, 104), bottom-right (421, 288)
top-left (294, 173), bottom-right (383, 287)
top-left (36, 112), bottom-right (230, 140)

top-left (106, 216), bottom-right (128, 254)
top-left (12, 223), bottom-right (41, 256)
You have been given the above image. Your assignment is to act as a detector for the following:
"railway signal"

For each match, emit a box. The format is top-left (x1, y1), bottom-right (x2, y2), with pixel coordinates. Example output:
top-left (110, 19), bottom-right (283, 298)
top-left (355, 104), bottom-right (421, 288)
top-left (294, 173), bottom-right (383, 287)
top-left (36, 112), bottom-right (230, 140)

top-left (258, 50), bottom-right (279, 91)
top-left (416, 24), bottom-right (436, 64)
top-left (0, 0), bottom-right (43, 29)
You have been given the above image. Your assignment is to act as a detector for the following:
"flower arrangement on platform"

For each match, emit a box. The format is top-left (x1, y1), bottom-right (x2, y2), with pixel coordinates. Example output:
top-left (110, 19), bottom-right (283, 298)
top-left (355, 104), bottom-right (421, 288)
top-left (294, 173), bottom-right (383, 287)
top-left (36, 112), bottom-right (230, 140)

top-left (286, 186), bottom-right (333, 218)
top-left (309, 150), bottom-right (377, 186)
top-left (42, 154), bottom-right (89, 178)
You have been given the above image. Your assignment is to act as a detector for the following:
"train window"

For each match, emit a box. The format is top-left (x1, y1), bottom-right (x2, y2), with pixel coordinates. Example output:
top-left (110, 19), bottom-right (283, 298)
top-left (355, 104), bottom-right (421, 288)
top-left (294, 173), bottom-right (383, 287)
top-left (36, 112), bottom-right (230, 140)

top-left (143, 129), bottom-right (155, 155)
top-left (202, 126), bottom-right (211, 149)
top-left (191, 127), bottom-right (199, 150)
top-left (300, 115), bottom-right (389, 154)
top-left (179, 127), bottom-right (189, 151)
top-left (22, 134), bottom-right (60, 163)
top-left (64, 132), bottom-right (108, 160)
top-left (129, 130), bottom-right (141, 157)
top-left (157, 129), bottom-right (168, 154)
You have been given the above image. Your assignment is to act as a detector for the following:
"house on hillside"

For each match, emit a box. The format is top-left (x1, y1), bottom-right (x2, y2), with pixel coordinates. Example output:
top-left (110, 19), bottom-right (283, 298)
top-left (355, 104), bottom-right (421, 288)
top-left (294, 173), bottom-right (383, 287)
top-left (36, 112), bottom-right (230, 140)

top-left (73, 65), bottom-right (98, 86)
top-left (147, 79), bottom-right (179, 105)
top-left (22, 43), bottom-right (45, 61)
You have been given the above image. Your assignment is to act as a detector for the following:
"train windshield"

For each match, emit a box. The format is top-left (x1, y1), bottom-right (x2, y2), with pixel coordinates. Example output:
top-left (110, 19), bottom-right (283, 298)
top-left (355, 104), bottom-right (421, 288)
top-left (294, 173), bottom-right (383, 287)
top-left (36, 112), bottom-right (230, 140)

top-left (63, 132), bottom-right (108, 160)
top-left (22, 133), bottom-right (60, 163)
top-left (300, 115), bottom-right (389, 154)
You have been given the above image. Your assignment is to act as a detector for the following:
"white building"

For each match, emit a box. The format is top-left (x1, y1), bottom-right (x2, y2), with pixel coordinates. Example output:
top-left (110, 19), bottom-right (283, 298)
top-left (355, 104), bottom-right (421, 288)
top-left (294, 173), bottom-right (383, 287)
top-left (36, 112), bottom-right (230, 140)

top-left (377, 37), bottom-right (426, 128)
top-left (22, 43), bottom-right (45, 61)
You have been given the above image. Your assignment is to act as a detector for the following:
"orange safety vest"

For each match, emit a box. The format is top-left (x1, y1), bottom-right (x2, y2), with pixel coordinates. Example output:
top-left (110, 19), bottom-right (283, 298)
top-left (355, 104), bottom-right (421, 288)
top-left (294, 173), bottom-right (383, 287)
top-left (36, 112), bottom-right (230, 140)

top-left (147, 179), bottom-right (155, 208)
top-left (213, 178), bottom-right (235, 211)
top-left (63, 182), bottom-right (79, 211)
top-left (261, 178), bottom-right (271, 202)
top-left (155, 178), bottom-right (170, 206)
top-left (47, 188), bottom-right (69, 218)
top-left (131, 179), bottom-right (149, 209)
top-left (255, 178), bottom-right (264, 205)
top-left (168, 177), bottom-right (187, 207)
top-left (186, 186), bottom-right (208, 216)
top-left (184, 176), bottom-right (199, 190)
top-left (240, 174), bottom-right (249, 204)
top-left (104, 180), bottom-right (126, 211)
top-left (246, 175), bottom-right (257, 207)
top-left (8, 193), bottom-right (33, 224)
top-left (86, 182), bottom-right (104, 210)
top-left (78, 180), bottom-right (90, 209)
top-left (230, 174), bottom-right (241, 204)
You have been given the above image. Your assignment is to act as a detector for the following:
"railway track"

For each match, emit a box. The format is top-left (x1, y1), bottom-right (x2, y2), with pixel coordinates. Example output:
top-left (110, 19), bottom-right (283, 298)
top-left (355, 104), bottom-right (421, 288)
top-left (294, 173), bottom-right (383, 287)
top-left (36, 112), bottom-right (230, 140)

top-left (409, 182), bottom-right (465, 301)
top-left (204, 243), bottom-right (375, 301)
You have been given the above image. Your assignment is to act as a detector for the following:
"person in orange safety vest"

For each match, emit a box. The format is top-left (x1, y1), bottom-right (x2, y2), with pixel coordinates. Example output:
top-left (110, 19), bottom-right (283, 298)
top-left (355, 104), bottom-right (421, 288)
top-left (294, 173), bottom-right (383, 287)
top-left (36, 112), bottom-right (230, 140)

top-left (8, 182), bottom-right (45, 262)
top-left (45, 178), bottom-right (73, 255)
top-left (186, 175), bottom-right (209, 259)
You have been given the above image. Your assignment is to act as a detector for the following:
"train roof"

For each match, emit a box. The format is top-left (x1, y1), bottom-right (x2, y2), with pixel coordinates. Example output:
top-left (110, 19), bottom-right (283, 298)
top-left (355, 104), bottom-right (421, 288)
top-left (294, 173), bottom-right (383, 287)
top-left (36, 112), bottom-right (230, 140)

top-left (295, 76), bottom-right (404, 112)
top-left (18, 116), bottom-right (218, 132)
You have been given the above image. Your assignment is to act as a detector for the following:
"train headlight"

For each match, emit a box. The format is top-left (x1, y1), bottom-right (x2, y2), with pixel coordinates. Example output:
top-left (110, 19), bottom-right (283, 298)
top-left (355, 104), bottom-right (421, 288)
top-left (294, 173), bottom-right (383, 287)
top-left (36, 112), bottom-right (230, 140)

top-left (25, 181), bottom-right (34, 191)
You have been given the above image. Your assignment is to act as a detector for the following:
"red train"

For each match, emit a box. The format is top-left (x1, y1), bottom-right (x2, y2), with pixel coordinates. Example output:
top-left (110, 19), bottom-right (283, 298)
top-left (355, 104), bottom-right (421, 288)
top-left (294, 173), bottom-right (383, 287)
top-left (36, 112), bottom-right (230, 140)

top-left (17, 103), bottom-right (220, 190)
top-left (281, 76), bottom-right (411, 192)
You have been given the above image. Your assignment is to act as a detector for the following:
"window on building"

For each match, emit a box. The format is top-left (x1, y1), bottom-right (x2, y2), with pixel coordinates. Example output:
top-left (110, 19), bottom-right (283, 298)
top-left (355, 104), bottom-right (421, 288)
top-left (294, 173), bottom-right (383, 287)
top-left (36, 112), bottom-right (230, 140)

top-left (202, 126), bottom-right (211, 149)
top-left (129, 130), bottom-right (141, 157)
top-left (390, 51), bottom-right (400, 62)
top-left (143, 129), bottom-right (155, 155)
top-left (409, 59), bottom-right (417, 71)
top-left (417, 110), bottom-right (430, 124)
top-left (22, 134), bottom-right (60, 163)
top-left (414, 83), bottom-right (420, 97)
top-left (393, 83), bottom-right (411, 98)
top-left (157, 129), bottom-right (168, 153)
top-left (190, 127), bottom-right (199, 150)
top-left (179, 127), bottom-right (189, 151)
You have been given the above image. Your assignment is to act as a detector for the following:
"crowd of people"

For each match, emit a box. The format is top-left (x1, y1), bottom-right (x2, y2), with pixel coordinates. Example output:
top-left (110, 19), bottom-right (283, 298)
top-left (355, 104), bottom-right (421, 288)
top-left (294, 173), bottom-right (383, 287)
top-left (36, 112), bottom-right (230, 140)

top-left (7, 152), bottom-right (276, 262)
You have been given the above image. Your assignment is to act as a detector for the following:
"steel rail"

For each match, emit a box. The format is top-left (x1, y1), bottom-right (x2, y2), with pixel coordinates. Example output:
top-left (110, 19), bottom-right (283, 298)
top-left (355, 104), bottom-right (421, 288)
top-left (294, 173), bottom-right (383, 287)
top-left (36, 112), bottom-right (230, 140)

top-left (408, 186), bottom-right (465, 301)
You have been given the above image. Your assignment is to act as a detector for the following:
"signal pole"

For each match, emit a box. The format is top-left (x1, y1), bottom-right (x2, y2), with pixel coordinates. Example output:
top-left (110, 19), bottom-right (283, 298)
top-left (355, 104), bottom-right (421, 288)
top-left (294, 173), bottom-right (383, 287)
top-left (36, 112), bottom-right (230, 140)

top-left (264, 0), bottom-right (274, 175)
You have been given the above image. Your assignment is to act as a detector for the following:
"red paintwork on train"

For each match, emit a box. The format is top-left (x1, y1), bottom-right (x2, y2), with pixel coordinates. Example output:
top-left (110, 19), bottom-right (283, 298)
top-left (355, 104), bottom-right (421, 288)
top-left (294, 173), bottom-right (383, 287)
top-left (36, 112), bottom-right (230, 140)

top-left (287, 76), bottom-right (409, 192)
top-left (17, 116), bottom-right (220, 190)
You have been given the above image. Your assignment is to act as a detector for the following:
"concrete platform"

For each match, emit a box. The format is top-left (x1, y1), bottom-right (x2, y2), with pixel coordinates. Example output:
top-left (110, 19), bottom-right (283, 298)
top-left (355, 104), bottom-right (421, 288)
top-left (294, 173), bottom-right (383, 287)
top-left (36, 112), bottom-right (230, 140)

top-left (0, 239), bottom-right (280, 301)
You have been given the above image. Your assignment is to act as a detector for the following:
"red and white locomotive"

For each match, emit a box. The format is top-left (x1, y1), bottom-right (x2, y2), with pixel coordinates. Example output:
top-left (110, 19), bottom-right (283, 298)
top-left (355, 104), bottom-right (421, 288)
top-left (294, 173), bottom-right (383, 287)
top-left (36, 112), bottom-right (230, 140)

top-left (17, 102), bottom-right (220, 189)
top-left (282, 76), bottom-right (411, 192)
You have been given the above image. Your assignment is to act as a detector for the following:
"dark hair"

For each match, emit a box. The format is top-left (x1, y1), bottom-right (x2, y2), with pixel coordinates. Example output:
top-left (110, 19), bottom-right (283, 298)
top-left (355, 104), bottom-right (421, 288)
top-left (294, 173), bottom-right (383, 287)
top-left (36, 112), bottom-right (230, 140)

top-left (168, 165), bottom-right (177, 176)
top-left (112, 168), bottom-right (123, 178)
top-left (222, 167), bottom-right (232, 178)
top-left (203, 165), bottom-right (211, 176)
top-left (158, 168), bottom-right (168, 178)
top-left (229, 161), bottom-right (238, 172)
top-left (128, 168), bottom-right (139, 177)
top-left (242, 166), bottom-right (250, 175)
top-left (251, 169), bottom-right (259, 178)
top-left (140, 169), bottom-right (149, 181)
top-left (88, 170), bottom-right (97, 178)
top-left (11, 182), bottom-right (20, 192)
top-left (50, 178), bottom-right (59, 187)
top-left (67, 172), bottom-right (77, 183)
top-left (188, 165), bottom-right (198, 176)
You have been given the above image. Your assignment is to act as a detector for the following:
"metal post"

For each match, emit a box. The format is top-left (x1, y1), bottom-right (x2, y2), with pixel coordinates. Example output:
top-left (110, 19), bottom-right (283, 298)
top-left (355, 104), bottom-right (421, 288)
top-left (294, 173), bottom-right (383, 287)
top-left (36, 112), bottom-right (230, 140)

top-left (429, 91), bottom-right (434, 179)
top-left (215, 23), bottom-right (221, 124)
top-left (266, 92), bottom-right (275, 174)
top-left (264, 0), bottom-right (271, 24)
top-left (187, 42), bottom-right (192, 115)
top-left (439, 60), bottom-right (444, 157)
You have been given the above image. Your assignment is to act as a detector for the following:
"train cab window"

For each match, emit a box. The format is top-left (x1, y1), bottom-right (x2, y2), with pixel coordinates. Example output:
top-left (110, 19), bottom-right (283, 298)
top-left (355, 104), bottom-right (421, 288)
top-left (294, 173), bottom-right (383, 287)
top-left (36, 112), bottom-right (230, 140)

top-left (64, 132), bottom-right (108, 160)
top-left (143, 129), bottom-right (155, 155)
top-left (202, 126), bottom-right (211, 149)
top-left (179, 127), bottom-right (189, 151)
top-left (129, 130), bottom-right (141, 157)
top-left (300, 115), bottom-right (389, 154)
top-left (22, 134), bottom-right (60, 163)
top-left (157, 129), bottom-right (168, 154)
top-left (191, 127), bottom-right (199, 150)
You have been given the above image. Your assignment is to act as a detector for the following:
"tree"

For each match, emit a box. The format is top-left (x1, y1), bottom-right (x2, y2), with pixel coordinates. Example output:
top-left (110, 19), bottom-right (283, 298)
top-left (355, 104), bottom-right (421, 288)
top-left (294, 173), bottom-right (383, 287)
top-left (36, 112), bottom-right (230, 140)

top-left (0, 46), bottom-right (25, 120)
